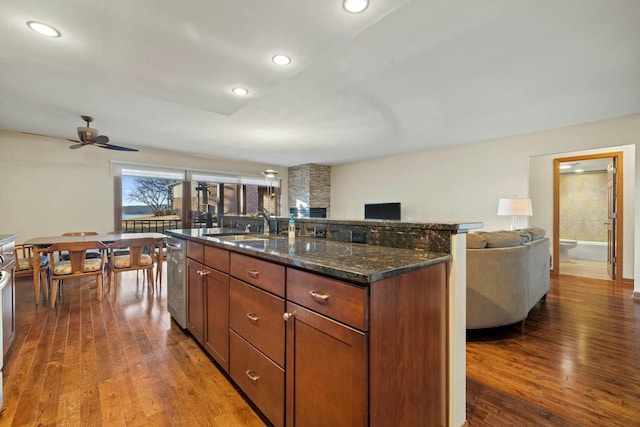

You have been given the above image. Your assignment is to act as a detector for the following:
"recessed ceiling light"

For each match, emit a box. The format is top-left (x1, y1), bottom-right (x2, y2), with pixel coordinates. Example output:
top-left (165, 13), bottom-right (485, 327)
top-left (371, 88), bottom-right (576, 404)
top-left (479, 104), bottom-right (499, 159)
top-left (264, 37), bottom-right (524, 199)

top-left (574, 169), bottom-right (584, 173)
top-left (232, 87), bottom-right (249, 96)
top-left (26, 21), bottom-right (61, 37)
top-left (559, 162), bottom-right (579, 170)
top-left (343, 0), bottom-right (369, 13)
top-left (272, 54), bottom-right (291, 65)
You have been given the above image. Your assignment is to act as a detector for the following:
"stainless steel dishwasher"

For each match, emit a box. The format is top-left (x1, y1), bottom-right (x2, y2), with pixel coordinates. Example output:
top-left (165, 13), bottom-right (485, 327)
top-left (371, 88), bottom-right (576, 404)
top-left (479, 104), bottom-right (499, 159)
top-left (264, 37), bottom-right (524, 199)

top-left (166, 237), bottom-right (187, 328)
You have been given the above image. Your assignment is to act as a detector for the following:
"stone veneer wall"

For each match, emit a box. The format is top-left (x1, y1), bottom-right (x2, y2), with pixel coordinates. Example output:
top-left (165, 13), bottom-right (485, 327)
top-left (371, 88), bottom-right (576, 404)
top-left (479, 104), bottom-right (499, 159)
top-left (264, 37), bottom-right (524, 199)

top-left (288, 164), bottom-right (331, 216)
top-left (559, 172), bottom-right (608, 242)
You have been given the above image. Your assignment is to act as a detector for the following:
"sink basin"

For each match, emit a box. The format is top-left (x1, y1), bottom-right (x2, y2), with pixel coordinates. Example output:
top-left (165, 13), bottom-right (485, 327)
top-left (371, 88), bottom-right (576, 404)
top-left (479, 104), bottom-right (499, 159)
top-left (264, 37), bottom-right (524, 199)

top-left (213, 234), bottom-right (284, 242)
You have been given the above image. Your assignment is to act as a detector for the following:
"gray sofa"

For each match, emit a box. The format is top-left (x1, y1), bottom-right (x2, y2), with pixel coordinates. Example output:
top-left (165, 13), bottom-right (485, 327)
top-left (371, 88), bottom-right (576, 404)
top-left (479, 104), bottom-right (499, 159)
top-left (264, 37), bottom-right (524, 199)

top-left (466, 227), bottom-right (550, 330)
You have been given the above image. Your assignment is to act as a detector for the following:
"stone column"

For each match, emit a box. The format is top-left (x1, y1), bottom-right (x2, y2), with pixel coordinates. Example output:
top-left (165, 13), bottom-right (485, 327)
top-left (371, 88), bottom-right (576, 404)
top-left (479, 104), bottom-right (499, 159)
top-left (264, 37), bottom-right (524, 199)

top-left (288, 164), bottom-right (331, 216)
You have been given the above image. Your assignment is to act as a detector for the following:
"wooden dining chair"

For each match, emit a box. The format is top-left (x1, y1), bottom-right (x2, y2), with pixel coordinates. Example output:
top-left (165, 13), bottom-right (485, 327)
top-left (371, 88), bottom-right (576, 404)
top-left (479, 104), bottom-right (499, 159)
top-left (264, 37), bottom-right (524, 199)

top-left (15, 243), bottom-right (51, 300)
top-left (45, 241), bottom-right (108, 308)
top-left (154, 244), bottom-right (166, 287)
top-left (106, 238), bottom-right (158, 296)
top-left (61, 232), bottom-right (102, 259)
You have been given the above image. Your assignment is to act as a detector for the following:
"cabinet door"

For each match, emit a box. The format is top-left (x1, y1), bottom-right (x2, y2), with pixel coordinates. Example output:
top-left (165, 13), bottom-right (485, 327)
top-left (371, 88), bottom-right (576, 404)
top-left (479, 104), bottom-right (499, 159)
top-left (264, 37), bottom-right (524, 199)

top-left (205, 268), bottom-right (229, 372)
top-left (285, 302), bottom-right (366, 427)
top-left (186, 258), bottom-right (205, 344)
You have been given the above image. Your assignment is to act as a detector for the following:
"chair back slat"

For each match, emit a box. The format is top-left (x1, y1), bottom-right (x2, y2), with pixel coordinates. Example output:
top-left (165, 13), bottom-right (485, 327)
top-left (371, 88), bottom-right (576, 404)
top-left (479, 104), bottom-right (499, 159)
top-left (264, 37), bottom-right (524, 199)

top-left (47, 241), bottom-right (107, 276)
top-left (107, 238), bottom-right (160, 295)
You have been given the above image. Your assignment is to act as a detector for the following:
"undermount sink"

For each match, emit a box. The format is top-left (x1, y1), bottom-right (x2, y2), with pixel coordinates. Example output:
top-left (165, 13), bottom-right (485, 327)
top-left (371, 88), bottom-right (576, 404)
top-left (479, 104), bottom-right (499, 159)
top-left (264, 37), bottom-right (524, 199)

top-left (213, 234), bottom-right (284, 242)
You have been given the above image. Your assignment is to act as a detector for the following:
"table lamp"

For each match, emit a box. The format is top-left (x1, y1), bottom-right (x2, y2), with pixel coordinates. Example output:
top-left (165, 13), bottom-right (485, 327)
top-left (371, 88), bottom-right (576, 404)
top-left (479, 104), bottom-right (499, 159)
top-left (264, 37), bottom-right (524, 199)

top-left (497, 197), bottom-right (533, 230)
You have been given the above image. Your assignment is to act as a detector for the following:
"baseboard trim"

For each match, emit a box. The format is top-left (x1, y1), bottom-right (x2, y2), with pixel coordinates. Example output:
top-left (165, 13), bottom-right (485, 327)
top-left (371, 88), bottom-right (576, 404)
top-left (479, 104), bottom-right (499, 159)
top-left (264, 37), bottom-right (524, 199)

top-left (623, 278), bottom-right (634, 287)
top-left (633, 291), bottom-right (640, 301)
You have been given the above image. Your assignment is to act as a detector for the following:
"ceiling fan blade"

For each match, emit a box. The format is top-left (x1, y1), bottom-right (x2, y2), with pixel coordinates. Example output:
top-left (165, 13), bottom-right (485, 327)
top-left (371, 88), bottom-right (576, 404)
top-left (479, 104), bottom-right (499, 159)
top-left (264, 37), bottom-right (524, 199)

top-left (69, 143), bottom-right (88, 149)
top-left (22, 131), bottom-right (55, 138)
top-left (93, 141), bottom-right (139, 152)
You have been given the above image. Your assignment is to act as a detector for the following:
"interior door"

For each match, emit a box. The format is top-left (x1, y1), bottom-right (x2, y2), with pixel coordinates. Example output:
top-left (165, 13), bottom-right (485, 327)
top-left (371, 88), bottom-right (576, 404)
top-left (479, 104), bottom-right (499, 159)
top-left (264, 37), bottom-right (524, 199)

top-left (606, 159), bottom-right (617, 280)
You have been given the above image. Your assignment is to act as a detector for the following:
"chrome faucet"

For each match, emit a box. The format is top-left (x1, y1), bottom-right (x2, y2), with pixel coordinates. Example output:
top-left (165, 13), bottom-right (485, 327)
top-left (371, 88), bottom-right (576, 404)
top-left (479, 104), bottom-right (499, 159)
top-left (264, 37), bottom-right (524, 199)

top-left (253, 205), bottom-right (271, 235)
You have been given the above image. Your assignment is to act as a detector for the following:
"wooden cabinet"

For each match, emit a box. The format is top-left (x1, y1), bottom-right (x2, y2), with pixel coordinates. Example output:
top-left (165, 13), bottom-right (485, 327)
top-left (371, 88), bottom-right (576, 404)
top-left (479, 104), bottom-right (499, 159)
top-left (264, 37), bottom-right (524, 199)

top-left (186, 257), bottom-right (205, 344)
top-left (205, 268), bottom-right (230, 371)
top-left (184, 238), bottom-right (449, 427)
top-left (230, 252), bottom-right (285, 297)
top-left (230, 331), bottom-right (284, 427)
top-left (229, 278), bottom-right (285, 367)
top-left (286, 263), bottom-right (448, 427)
top-left (284, 301), bottom-right (366, 427)
top-left (229, 254), bottom-right (286, 427)
top-left (186, 242), bottom-right (230, 371)
top-left (368, 264), bottom-right (448, 427)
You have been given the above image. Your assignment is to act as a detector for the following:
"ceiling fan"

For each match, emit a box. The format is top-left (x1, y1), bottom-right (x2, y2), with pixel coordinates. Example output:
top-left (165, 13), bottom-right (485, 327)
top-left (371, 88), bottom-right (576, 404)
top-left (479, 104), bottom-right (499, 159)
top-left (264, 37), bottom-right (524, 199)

top-left (68, 115), bottom-right (138, 152)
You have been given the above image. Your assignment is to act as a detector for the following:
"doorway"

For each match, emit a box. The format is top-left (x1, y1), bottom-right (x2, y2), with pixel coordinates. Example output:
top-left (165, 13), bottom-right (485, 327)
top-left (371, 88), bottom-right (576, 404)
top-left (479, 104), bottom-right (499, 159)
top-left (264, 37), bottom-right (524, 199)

top-left (553, 152), bottom-right (623, 281)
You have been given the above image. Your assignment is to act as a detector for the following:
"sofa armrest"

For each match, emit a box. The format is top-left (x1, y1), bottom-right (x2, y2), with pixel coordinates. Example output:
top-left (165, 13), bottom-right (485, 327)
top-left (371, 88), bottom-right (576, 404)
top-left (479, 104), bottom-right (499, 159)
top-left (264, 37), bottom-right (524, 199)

top-left (466, 245), bottom-right (529, 329)
top-left (524, 237), bottom-right (551, 307)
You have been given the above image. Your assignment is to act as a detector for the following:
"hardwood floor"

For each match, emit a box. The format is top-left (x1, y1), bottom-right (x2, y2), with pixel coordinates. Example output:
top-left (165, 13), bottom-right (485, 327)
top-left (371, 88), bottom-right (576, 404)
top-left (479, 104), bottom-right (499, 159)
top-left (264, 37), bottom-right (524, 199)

top-left (467, 274), bottom-right (640, 426)
top-left (1, 269), bottom-right (266, 426)
top-left (2, 268), bottom-right (638, 426)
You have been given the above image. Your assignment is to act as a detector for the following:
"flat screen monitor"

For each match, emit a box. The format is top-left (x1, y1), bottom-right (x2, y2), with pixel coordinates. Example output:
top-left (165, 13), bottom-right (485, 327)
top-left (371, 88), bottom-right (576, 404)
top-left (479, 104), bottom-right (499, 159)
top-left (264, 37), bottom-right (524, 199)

top-left (364, 202), bottom-right (401, 220)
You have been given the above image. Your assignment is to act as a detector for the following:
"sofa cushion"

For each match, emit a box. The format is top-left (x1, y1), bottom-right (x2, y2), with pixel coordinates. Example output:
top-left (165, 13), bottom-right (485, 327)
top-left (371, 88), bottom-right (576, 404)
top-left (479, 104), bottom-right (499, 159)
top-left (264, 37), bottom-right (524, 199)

top-left (518, 226), bottom-right (546, 242)
top-left (466, 233), bottom-right (487, 249)
top-left (478, 231), bottom-right (523, 248)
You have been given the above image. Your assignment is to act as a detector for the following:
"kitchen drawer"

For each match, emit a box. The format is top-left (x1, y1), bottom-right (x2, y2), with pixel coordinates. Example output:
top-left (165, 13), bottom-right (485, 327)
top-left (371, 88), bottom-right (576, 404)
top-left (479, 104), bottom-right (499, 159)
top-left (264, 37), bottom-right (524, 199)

top-left (230, 330), bottom-right (284, 427)
top-left (186, 240), bottom-right (204, 264)
top-left (204, 245), bottom-right (229, 273)
top-left (287, 268), bottom-right (367, 331)
top-left (230, 278), bottom-right (285, 367)
top-left (230, 253), bottom-right (285, 297)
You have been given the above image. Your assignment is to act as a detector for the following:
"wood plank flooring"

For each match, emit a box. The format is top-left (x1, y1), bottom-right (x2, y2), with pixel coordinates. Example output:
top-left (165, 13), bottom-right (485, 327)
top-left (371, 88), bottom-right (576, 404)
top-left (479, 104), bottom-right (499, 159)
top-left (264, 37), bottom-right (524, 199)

top-left (2, 267), bottom-right (639, 426)
top-left (467, 274), bottom-right (640, 426)
top-left (1, 269), bottom-right (266, 426)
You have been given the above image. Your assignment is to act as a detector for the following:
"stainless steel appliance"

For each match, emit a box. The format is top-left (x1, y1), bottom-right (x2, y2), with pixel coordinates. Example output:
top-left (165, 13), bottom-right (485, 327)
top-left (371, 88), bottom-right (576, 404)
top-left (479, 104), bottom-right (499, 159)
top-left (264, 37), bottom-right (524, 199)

top-left (166, 237), bottom-right (187, 328)
top-left (0, 234), bottom-right (16, 409)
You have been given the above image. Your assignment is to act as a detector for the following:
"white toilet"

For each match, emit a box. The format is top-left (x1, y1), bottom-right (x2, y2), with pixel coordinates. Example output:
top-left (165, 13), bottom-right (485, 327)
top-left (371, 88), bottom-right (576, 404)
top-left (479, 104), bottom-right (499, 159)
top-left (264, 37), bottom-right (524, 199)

top-left (559, 239), bottom-right (578, 261)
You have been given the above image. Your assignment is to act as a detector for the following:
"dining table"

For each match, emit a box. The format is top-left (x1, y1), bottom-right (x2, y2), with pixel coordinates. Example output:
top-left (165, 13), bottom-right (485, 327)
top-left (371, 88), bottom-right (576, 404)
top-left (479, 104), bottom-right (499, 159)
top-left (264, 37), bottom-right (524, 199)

top-left (24, 232), bottom-right (167, 305)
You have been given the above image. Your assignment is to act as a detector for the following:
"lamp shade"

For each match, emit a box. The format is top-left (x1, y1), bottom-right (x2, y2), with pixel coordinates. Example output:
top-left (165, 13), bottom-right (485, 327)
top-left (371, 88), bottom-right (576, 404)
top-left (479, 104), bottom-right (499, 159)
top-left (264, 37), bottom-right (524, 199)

top-left (497, 198), bottom-right (533, 216)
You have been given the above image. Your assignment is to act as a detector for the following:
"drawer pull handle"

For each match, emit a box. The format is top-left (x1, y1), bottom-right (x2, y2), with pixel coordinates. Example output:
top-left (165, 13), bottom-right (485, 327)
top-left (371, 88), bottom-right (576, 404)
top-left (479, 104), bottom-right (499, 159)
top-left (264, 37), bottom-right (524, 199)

top-left (247, 269), bottom-right (260, 278)
top-left (283, 311), bottom-right (296, 321)
top-left (245, 370), bottom-right (260, 382)
top-left (198, 269), bottom-right (210, 276)
top-left (309, 291), bottom-right (330, 302)
top-left (246, 312), bottom-right (260, 322)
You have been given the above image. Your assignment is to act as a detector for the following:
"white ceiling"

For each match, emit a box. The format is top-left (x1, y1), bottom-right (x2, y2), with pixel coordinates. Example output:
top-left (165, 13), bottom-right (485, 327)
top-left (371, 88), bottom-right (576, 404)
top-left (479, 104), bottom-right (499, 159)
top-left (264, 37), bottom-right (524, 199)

top-left (1, 0), bottom-right (639, 166)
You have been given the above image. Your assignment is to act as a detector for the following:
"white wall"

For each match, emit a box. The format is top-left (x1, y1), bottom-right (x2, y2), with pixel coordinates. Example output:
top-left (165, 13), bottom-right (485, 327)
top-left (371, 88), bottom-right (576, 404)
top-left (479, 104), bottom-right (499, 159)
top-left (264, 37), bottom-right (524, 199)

top-left (332, 114), bottom-right (640, 285)
top-left (530, 145), bottom-right (635, 279)
top-left (0, 130), bottom-right (286, 242)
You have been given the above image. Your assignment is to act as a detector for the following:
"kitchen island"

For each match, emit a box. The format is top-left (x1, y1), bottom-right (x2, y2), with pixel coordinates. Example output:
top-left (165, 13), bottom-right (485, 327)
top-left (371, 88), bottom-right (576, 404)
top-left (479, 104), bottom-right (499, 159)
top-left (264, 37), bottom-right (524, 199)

top-left (167, 221), bottom-right (475, 427)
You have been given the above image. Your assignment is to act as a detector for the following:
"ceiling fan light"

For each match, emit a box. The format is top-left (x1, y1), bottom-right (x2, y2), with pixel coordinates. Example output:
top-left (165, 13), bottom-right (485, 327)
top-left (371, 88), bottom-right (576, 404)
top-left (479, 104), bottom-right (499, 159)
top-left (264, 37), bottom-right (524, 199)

top-left (27, 21), bottom-right (61, 37)
top-left (343, 0), bottom-right (368, 13)
top-left (77, 126), bottom-right (99, 141)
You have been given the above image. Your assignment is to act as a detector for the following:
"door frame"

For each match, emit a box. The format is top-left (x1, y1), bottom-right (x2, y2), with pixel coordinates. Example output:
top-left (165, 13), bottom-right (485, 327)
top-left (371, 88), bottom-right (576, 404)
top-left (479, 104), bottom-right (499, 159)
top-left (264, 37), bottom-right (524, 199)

top-left (553, 152), bottom-right (623, 282)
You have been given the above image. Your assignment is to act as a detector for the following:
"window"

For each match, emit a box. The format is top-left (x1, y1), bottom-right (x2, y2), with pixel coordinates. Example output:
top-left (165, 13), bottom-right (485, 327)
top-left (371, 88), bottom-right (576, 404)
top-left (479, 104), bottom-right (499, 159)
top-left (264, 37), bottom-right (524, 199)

top-left (111, 161), bottom-right (280, 232)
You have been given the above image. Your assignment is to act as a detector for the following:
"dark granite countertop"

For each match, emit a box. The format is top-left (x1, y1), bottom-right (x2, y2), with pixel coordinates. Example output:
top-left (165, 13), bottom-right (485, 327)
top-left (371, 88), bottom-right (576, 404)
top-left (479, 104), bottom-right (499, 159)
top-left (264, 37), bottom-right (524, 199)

top-left (166, 228), bottom-right (451, 284)
top-left (292, 218), bottom-right (483, 232)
